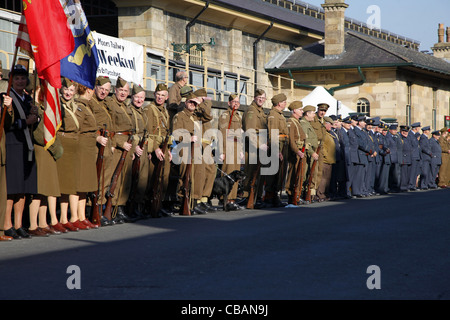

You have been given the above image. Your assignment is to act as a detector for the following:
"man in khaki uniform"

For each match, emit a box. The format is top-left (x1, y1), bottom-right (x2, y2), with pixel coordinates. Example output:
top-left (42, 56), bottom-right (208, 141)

top-left (87, 76), bottom-right (115, 226)
top-left (309, 103), bottom-right (328, 201)
top-left (317, 116), bottom-right (336, 202)
top-left (438, 128), bottom-right (450, 187)
top-left (193, 88), bottom-right (217, 213)
top-left (0, 94), bottom-right (14, 240)
top-left (286, 101), bottom-right (306, 205)
top-left (218, 94), bottom-right (244, 211)
top-left (242, 89), bottom-right (268, 209)
top-left (172, 92), bottom-right (207, 215)
top-left (145, 83), bottom-right (174, 217)
top-left (127, 84), bottom-right (148, 220)
top-left (264, 93), bottom-right (289, 207)
top-left (299, 105), bottom-right (320, 201)
top-left (168, 71), bottom-right (189, 132)
top-left (105, 77), bottom-right (135, 223)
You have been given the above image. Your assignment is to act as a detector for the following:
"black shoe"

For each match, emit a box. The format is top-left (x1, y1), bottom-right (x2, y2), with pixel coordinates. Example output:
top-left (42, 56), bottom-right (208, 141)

top-left (199, 202), bottom-right (217, 213)
top-left (159, 208), bottom-right (174, 217)
top-left (16, 227), bottom-right (31, 239)
top-left (4, 227), bottom-right (22, 239)
top-left (235, 198), bottom-right (247, 206)
top-left (273, 196), bottom-right (287, 207)
top-left (100, 216), bottom-right (114, 227)
top-left (254, 199), bottom-right (267, 209)
top-left (225, 202), bottom-right (239, 211)
top-left (117, 206), bottom-right (136, 223)
top-left (193, 205), bottom-right (207, 215)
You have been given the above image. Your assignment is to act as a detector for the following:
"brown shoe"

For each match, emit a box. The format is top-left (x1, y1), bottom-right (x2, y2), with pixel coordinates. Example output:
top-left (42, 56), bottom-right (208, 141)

top-left (62, 221), bottom-right (79, 232)
top-left (71, 220), bottom-right (90, 230)
top-left (51, 222), bottom-right (68, 233)
top-left (27, 227), bottom-right (50, 237)
top-left (81, 219), bottom-right (98, 229)
top-left (0, 235), bottom-right (13, 241)
top-left (42, 225), bottom-right (61, 235)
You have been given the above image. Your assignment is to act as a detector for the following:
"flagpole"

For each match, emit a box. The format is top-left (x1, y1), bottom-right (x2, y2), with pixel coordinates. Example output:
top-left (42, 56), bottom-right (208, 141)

top-left (0, 46), bottom-right (19, 142)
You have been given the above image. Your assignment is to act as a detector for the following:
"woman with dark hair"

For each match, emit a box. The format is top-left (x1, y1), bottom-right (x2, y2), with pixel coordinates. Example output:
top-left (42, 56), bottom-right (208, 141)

top-left (2, 65), bottom-right (38, 239)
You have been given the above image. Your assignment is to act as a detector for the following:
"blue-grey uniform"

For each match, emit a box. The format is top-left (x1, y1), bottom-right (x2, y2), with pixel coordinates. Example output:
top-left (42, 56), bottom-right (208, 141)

top-left (408, 122), bottom-right (421, 190)
top-left (366, 122), bottom-right (378, 194)
top-left (377, 127), bottom-right (392, 194)
top-left (387, 125), bottom-right (402, 192)
top-left (400, 126), bottom-right (413, 191)
top-left (353, 118), bottom-right (372, 196)
top-left (419, 126), bottom-right (432, 189)
top-left (429, 131), bottom-right (442, 188)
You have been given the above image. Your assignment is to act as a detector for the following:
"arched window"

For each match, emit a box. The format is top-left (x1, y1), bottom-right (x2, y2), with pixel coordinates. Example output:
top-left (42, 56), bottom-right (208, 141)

top-left (357, 98), bottom-right (370, 115)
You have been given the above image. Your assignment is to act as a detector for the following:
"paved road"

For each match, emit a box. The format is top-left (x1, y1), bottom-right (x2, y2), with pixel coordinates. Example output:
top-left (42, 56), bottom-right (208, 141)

top-left (1, 189), bottom-right (449, 303)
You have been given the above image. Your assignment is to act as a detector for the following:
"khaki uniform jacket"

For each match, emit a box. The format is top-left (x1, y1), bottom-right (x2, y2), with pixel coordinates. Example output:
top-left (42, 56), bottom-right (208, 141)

top-left (310, 114), bottom-right (327, 143)
top-left (88, 94), bottom-right (115, 147)
top-left (299, 118), bottom-right (319, 157)
top-left (196, 100), bottom-right (214, 147)
top-left (130, 104), bottom-right (148, 145)
top-left (287, 116), bottom-right (306, 155)
top-left (242, 101), bottom-right (267, 149)
top-left (218, 107), bottom-right (242, 155)
top-left (145, 101), bottom-right (170, 154)
top-left (322, 131), bottom-right (336, 165)
top-left (107, 94), bottom-right (135, 149)
top-left (267, 107), bottom-right (288, 152)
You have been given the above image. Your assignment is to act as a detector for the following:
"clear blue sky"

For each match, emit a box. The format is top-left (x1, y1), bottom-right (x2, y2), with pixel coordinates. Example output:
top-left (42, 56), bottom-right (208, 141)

top-left (304, 0), bottom-right (450, 52)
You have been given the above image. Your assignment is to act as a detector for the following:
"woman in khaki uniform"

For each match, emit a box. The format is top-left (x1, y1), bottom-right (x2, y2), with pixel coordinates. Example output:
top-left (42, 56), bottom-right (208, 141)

top-left (286, 101), bottom-right (306, 205)
top-left (218, 94), bottom-right (244, 211)
top-left (74, 84), bottom-right (98, 229)
top-left (28, 88), bottom-right (65, 236)
top-left (317, 117), bottom-right (336, 202)
top-left (56, 78), bottom-right (85, 231)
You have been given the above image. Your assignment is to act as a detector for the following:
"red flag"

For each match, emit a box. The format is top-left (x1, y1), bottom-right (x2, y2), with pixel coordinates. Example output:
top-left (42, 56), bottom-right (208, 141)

top-left (22, 0), bottom-right (74, 88)
top-left (41, 80), bottom-right (62, 149)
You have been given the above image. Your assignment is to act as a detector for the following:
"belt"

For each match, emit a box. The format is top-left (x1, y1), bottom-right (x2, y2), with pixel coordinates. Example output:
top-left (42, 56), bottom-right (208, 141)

top-left (57, 131), bottom-right (78, 139)
top-left (115, 131), bottom-right (132, 135)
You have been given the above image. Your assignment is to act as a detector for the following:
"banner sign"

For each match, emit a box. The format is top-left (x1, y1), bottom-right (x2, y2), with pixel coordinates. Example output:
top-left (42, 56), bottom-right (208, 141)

top-left (93, 31), bottom-right (144, 85)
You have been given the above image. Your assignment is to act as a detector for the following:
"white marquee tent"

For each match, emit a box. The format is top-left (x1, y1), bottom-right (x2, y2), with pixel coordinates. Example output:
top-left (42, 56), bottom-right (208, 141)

top-left (300, 86), bottom-right (356, 118)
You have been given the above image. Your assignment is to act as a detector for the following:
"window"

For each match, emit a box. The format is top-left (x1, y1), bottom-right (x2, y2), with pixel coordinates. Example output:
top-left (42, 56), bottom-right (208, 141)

top-left (357, 98), bottom-right (370, 115)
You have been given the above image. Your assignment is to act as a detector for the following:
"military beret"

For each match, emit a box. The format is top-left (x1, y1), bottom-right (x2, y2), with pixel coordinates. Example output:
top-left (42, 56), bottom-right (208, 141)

top-left (180, 85), bottom-right (193, 97)
top-left (317, 103), bottom-right (329, 111)
top-left (194, 88), bottom-right (207, 97)
top-left (155, 83), bottom-right (168, 92)
top-left (440, 127), bottom-right (448, 133)
top-left (432, 130), bottom-right (441, 136)
top-left (324, 116), bottom-right (334, 124)
top-left (288, 101), bottom-right (303, 111)
top-left (411, 122), bottom-right (421, 128)
top-left (400, 125), bottom-right (409, 132)
top-left (271, 93), bottom-right (287, 105)
top-left (61, 77), bottom-right (76, 88)
top-left (115, 77), bottom-right (128, 89)
top-left (302, 105), bottom-right (316, 113)
top-left (95, 76), bottom-right (111, 86)
top-left (255, 89), bottom-right (266, 97)
top-left (229, 93), bottom-right (239, 102)
top-left (422, 126), bottom-right (431, 131)
top-left (389, 124), bottom-right (398, 130)
top-left (132, 83), bottom-right (145, 95)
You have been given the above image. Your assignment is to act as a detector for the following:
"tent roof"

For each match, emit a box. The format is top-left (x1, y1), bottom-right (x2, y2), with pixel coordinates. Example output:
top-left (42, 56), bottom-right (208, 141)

top-left (300, 86), bottom-right (356, 117)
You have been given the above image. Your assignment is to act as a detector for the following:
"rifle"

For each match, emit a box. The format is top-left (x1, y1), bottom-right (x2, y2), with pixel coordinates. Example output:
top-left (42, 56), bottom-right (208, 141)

top-left (147, 134), bottom-right (170, 217)
top-left (305, 143), bottom-right (321, 203)
top-left (90, 125), bottom-right (108, 225)
top-left (292, 145), bottom-right (306, 205)
top-left (246, 159), bottom-right (262, 209)
top-left (180, 141), bottom-right (194, 216)
top-left (103, 133), bottom-right (134, 221)
top-left (127, 129), bottom-right (148, 216)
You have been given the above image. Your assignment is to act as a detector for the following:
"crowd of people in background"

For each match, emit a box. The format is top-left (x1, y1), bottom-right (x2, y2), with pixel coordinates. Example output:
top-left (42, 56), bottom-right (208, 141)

top-left (1, 66), bottom-right (449, 242)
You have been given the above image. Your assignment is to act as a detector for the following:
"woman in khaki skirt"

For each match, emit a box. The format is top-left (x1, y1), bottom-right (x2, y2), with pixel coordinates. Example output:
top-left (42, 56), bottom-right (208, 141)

top-left (28, 88), bottom-right (66, 236)
top-left (74, 84), bottom-right (98, 229)
top-left (56, 78), bottom-right (87, 231)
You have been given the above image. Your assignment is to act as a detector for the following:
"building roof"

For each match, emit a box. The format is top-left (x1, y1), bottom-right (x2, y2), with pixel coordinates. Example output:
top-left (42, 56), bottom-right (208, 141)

top-left (266, 31), bottom-right (450, 78)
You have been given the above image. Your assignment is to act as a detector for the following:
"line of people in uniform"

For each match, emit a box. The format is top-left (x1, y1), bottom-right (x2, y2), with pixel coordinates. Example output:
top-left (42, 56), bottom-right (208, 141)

top-left (1, 66), bottom-right (450, 241)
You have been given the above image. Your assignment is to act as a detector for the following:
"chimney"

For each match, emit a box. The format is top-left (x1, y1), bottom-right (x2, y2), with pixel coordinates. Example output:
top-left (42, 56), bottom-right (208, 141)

top-left (438, 23), bottom-right (445, 43)
top-left (321, 0), bottom-right (349, 57)
top-left (447, 27), bottom-right (450, 43)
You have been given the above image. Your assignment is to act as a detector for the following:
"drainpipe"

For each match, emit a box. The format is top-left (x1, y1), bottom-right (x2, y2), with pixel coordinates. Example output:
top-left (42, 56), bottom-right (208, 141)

top-left (253, 21), bottom-right (273, 92)
top-left (186, 1), bottom-right (210, 61)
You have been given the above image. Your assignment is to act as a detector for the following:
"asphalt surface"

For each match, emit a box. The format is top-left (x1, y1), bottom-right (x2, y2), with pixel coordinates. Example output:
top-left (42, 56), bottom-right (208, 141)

top-left (1, 188), bottom-right (449, 304)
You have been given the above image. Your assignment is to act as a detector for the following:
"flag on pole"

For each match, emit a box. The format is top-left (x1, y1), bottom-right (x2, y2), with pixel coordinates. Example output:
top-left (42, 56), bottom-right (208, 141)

top-left (22, 0), bottom-right (74, 88)
top-left (60, 0), bottom-right (99, 89)
top-left (15, 15), bottom-right (33, 58)
top-left (41, 80), bottom-right (63, 149)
